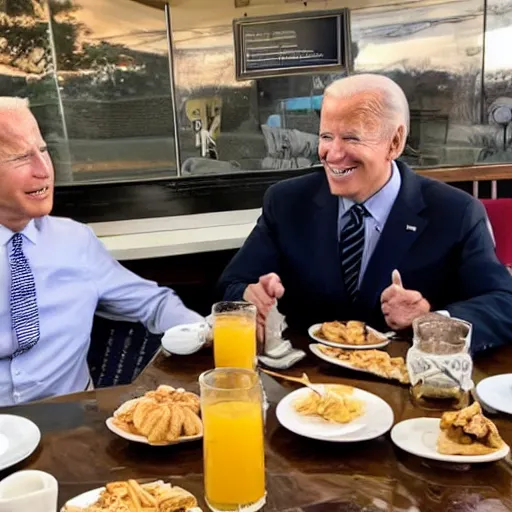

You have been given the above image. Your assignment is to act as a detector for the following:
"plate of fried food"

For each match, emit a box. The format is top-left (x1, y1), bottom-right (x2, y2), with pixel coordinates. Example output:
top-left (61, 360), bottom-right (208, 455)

top-left (391, 402), bottom-right (510, 463)
top-left (308, 321), bottom-right (392, 349)
top-left (106, 385), bottom-right (202, 446)
top-left (62, 478), bottom-right (202, 511)
top-left (310, 344), bottom-right (410, 384)
top-left (276, 383), bottom-right (394, 442)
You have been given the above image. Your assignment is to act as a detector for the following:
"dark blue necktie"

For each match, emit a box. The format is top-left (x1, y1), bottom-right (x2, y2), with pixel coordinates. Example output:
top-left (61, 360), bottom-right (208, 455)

top-left (9, 233), bottom-right (40, 357)
top-left (339, 204), bottom-right (368, 301)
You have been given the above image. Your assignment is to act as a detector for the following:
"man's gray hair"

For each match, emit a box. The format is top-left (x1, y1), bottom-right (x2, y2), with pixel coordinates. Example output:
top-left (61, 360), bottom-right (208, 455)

top-left (0, 96), bottom-right (30, 113)
top-left (324, 74), bottom-right (410, 136)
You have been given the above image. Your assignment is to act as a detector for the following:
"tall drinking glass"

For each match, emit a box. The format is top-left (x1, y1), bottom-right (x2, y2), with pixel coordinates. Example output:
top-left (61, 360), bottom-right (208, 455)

top-left (200, 368), bottom-right (266, 512)
top-left (212, 302), bottom-right (257, 369)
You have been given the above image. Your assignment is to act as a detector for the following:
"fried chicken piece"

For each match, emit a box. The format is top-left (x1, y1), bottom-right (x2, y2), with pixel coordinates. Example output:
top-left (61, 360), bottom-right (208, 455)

top-left (181, 406), bottom-right (203, 437)
top-left (113, 398), bottom-right (140, 423)
top-left (133, 400), bottom-right (171, 444)
top-left (345, 321), bottom-right (366, 345)
top-left (321, 321), bottom-right (348, 343)
top-left (465, 414), bottom-right (489, 439)
top-left (167, 404), bottom-right (186, 442)
top-left (112, 386), bottom-right (202, 445)
top-left (452, 401), bottom-right (481, 427)
top-left (172, 391), bottom-right (201, 415)
top-left (437, 403), bottom-right (506, 455)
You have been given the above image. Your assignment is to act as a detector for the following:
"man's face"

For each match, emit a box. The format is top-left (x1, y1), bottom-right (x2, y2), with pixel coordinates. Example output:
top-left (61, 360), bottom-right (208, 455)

top-left (0, 108), bottom-right (54, 231)
top-left (318, 92), bottom-right (403, 202)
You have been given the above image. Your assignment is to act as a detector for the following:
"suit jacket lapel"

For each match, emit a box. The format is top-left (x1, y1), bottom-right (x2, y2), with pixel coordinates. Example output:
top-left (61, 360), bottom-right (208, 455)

top-left (357, 162), bottom-right (428, 310)
top-left (312, 176), bottom-right (347, 302)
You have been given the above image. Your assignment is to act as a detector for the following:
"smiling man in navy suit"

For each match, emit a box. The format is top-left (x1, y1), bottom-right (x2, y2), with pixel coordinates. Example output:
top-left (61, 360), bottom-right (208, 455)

top-left (218, 74), bottom-right (512, 353)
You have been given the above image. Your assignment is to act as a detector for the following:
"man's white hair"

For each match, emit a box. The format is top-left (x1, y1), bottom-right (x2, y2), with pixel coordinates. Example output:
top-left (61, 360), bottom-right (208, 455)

top-left (0, 96), bottom-right (30, 114)
top-left (324, 74), bottom-right (409, 136)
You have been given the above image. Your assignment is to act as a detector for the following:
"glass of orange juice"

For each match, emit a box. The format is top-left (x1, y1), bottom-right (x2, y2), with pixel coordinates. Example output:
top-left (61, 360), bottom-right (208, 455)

top-left (200, 368), bottom-right (266, 512)
top-left (212, 302), bottom-right (257, 369)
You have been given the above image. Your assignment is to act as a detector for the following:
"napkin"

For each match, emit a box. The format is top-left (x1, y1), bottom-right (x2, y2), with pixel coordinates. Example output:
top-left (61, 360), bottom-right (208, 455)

top-left (258, 303), bottom-right (306, 370)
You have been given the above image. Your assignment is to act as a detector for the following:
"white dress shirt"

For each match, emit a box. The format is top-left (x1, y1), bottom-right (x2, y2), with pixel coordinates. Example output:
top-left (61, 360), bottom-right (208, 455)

top-left (0, 216), bottom-right (203, 406)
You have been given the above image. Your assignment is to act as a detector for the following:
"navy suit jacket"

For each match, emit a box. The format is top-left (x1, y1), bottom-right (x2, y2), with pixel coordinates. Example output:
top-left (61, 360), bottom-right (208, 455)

top-left (218, 162), bottom-right (512, 353)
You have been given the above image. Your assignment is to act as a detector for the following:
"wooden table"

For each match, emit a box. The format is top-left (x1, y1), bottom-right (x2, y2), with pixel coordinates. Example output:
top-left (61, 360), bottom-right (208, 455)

top-left (0, 335), bottom-right (511, 511)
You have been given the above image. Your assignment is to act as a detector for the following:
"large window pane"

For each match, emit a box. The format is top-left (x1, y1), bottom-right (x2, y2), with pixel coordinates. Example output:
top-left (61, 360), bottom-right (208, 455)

top-left (352, 0), bottom-right (484, 168)
top-left (170, 0), bottom-right (495, 174)
top-left (0, 0), bottom-right (70, 182)
top-left (49, 0), bottom-right (177, 184)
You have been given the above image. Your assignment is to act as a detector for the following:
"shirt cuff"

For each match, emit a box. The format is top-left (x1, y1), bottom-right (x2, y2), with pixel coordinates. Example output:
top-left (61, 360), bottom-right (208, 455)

top-left (435, 310), bottom-right (451, 317)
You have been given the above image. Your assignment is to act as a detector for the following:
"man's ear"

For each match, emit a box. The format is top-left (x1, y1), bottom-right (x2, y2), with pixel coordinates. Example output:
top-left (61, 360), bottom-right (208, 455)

top-left (388, 125), bottom-right (407, 160)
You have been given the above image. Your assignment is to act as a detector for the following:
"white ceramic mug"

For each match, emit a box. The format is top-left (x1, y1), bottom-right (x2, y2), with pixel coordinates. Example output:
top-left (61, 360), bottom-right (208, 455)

top-left (0, 470), bottom-right (58, 512)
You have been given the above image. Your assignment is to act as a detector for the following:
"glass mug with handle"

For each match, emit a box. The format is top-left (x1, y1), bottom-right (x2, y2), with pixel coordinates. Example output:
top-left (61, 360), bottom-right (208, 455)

top-left (212, 301), bottom-right (257, 370)
top-left (200, 368), bottom-right (266, 512)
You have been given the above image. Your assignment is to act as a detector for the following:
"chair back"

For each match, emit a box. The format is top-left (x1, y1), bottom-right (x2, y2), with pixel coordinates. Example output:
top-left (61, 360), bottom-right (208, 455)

top-left (88, 314), bottom-right (161, 388)
top-left (481, 198), bottom-right (512, 266)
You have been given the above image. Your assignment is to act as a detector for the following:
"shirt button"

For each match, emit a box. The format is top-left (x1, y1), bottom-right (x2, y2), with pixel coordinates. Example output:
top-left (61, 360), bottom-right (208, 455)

top-left (14, 371), bottom-right (20, 376)
top-left (13, 392), bottom-right (20, 402)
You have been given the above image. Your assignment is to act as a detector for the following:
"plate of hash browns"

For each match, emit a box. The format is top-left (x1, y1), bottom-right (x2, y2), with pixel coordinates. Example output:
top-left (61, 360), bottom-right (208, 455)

top-left (309, 344), bottom-right (410, 384)
top-left (106, 385), bottom-right (202, 446)
top-left (62, 478), bottom-right (202, 511)
top-left (308, 321), bottom-right (392, 349)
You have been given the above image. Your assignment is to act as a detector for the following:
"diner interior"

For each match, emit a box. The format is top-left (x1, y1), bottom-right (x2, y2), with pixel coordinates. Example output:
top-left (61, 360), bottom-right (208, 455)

top-left (1, 0), bottom-right (512, 511)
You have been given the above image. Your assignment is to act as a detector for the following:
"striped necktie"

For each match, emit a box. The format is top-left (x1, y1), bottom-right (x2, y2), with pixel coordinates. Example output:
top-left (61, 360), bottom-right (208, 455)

top-left (339, 203), bottom-right (368, 301)
top-left (9, 233), bottom-right (40, 357)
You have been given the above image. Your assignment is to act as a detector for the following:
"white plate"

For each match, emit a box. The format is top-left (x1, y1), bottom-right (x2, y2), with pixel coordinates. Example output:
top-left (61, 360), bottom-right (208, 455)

top-left (61, 487), bottom-right (202, 511)
top-left (275, 385), bottom-right (394, 442)
top-left (391, 417), bottom-right (510, 463)
top-left (476, 374), bottom-right (512, 415)
top-left (105, 417), bottom-right (202, 446)
top-left (0, 414), bottom-right (41, 471)
top-left (309, 343), bottom-right (375, 376)
top-left (308, 323), bottom-right (390, 349)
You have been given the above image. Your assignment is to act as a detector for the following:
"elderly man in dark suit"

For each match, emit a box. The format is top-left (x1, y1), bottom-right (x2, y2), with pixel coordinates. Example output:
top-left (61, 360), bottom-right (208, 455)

top-left (218, 74), bottom-right (512, 353)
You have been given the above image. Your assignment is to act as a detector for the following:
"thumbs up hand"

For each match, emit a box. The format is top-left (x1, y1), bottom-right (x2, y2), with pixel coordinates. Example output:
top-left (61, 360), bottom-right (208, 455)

top-left (380, 269), bottom-right (430, 330)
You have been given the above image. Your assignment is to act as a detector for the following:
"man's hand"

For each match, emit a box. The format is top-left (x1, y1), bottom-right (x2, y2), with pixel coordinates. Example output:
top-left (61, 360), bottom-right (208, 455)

top-left (380, 270), bottom-right (430, 330)
top-left (243, 273), bottom-right (285, 342)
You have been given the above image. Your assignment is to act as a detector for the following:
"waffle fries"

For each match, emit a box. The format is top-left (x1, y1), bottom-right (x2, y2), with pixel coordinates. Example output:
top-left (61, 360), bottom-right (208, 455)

top-left (64, 479), bottom-right (200, 512)
top-left (112, 385), bottom-right (202, 445)
top-left (294, 384), bottom-right (364, 424)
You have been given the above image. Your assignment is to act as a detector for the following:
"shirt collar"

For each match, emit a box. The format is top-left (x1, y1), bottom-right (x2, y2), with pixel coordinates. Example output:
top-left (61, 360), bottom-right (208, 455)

top-left (340, 161), bottom-right (401, 230)
top-left (0, 219), bottom-right (40, 247)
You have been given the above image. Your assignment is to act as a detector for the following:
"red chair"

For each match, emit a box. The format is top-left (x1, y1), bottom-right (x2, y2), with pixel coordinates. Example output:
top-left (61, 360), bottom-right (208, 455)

top-left (481, 199), bottom-right (512, 267)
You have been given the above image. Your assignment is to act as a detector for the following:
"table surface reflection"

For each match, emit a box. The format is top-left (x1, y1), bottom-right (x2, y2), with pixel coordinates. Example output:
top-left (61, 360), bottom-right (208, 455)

top-left (0, 335), bottom-right (511, 511)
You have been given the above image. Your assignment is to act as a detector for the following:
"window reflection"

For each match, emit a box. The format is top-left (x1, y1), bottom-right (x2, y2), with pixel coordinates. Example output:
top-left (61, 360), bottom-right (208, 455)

top-left (1, 0), bottom-right (512, 185)
top-left (49, 0), bottom-right (176, 184)
top-left (0, 0), bottom-right (69, 181)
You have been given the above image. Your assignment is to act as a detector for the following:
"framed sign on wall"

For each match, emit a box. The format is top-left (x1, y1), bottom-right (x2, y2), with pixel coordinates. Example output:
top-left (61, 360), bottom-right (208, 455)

top-left (233, 9), bottom-right (352, 80)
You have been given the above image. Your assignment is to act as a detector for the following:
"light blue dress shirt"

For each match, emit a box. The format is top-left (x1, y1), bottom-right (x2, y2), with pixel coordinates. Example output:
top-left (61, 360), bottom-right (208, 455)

top-left (338, 161), bottom-right (402, 287)
top-left (0, 216), bottom-right (204, 406)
